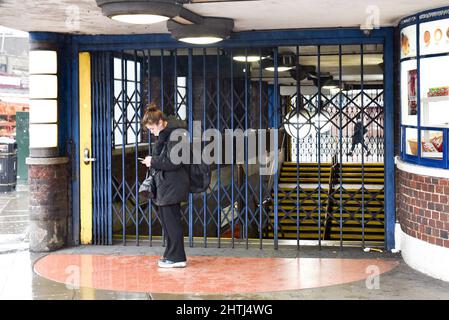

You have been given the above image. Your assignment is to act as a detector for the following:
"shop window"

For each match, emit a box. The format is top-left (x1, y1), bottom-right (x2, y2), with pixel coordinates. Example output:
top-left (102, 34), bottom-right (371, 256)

top-left (419, 18), bottom-right (449, 56)
top-left (400, 8), bottom-right (449, 167)
top-left (401, 59), bottom-right (418, 126)
top-left (420, 56), bottom-right (449, 128)
top-left (405, 127), bottom-right (418, 156)
top-left (421, 129), bottom-right (443, 159)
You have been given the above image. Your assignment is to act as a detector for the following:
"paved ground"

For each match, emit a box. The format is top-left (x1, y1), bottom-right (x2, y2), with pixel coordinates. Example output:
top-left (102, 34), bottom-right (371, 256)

top-left (1, 187), bottom-right (449, 300)
top-left (0, 186), bottom-right (29, 255)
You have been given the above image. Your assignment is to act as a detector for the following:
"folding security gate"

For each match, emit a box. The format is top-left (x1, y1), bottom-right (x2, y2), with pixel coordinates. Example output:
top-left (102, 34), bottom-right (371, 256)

top-left (85, 34), bottom-right (394, 249)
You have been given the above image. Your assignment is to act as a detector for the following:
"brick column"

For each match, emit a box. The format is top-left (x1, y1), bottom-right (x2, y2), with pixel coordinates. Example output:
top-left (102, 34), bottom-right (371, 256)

top-left (397, 166), bottom-right (449, 248)
top-left (26, 157), bottom-right (69, 252)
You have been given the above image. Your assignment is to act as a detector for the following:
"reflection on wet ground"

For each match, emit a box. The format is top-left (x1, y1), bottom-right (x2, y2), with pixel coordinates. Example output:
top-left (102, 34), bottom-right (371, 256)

top-left (0, 187), bottom-right (29, 254)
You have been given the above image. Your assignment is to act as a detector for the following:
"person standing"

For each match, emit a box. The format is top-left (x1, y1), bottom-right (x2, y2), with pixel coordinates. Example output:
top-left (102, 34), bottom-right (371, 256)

top-left (347, 116), bottom-right (371, 157)
top-left (141, 103), bottom-right (190, 268)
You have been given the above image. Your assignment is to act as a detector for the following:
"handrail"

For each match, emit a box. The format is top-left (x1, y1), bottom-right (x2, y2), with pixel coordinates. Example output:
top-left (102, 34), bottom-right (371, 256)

top-left (323, 151), bottom-right (338, 240)
top-left (259, 127), bottom-right (287, 238)
top-left (259, 127), bottom-right (287, 208)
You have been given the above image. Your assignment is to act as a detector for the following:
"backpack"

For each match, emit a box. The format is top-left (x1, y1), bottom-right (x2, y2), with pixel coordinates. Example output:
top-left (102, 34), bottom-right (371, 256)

top-left (187, 163), bottom-right (211, 193)
top-left (184, 139), bottom-right (211, 193)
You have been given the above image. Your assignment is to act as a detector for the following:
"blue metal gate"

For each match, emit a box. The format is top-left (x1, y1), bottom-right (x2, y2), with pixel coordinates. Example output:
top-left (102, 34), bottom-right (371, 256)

top-left (86, 30), bottom-right (394, 249)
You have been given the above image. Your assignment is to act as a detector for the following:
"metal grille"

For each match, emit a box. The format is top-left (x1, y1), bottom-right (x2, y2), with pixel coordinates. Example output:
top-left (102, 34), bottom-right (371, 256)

top-left (90, 44), bottom-right (386, 249)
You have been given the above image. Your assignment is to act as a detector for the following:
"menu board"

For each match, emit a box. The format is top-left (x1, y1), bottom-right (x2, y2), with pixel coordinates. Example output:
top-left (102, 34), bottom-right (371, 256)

top-left (419, 18), bottom-right (449, 55)
top-left (400, 25), bottom-right (417, 59)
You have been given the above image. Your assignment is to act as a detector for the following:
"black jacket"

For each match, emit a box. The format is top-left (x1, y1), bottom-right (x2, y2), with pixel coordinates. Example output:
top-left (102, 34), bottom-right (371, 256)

top-left (352, 121), bottom-right (367, 143)
top-left (151, 117), bottom-right (190, 206)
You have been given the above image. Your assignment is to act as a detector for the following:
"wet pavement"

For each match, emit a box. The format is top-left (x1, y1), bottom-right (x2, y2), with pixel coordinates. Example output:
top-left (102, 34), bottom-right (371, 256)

top-left (0, 186), bottom-right (29, 254)
top-left (1, 187), bottom-right (449, 300)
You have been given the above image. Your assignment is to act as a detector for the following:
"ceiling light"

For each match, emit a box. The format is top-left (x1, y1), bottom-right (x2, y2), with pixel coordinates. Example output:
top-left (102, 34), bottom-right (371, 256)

top-left (262, 53), bottom-right (296, 72)
top-left (233, 56), bottom-right (264, 62)
top-left (96, 0), bottom-right (187, 25)
top-left (179, 37), bottom-right (223, 45)
top-left (167, 17), bottom-right (234, 45)
top-left (111, 14), bottom-right (170, 25)
top-left (232, 48), bottom-right (271, 63)
top-left (265, 66), bottom-right (293, 72)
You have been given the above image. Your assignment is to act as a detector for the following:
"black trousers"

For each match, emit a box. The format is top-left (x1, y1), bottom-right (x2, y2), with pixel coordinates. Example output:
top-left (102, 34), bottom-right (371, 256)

top-left (350, 139), bottom-right (369, 152)
top-left (158, 203), bottom-right (186, 262)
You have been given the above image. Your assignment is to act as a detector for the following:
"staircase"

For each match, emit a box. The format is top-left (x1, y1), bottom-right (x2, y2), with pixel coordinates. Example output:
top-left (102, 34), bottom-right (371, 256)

top-left (267, 161), bottom-right (385, 243)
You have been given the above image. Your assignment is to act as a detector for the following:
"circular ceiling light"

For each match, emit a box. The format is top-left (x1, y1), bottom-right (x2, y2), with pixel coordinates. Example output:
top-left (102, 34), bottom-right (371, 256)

top-left (262, 52), bottom-right (296, 72)
top-left (232, 48), bottom-right (271, 63)
top-left (179, 37), bottom-right (224, 45)
top-left (284, 109), bottom-right (332, 139)
top-left (96, 0), bottom-right (182, 25)
top-left (233, 56), bottom-right (264, 62)
top-left (167, 17), bottom-right (234, 45)
top-left (111, 14), bottom-right (170, 24)
top-left (265, 66), bottom-right (293, 72)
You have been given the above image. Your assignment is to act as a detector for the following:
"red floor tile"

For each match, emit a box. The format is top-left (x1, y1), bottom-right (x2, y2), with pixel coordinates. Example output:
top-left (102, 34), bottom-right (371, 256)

top-left (33, 254), bottom-right (399, 294)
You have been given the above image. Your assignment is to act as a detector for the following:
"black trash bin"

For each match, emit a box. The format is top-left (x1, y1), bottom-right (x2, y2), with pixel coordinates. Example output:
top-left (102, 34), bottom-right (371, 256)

top-left (0, 142), bottom-right (17, 192)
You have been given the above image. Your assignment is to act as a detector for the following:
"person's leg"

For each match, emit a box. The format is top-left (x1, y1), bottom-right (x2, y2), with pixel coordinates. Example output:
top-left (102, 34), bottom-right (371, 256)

top-left (347, 140), bottom-right (356, 155)
top-left (157, 207), bottom-right (170, 260)
top-left (361, 140), bottom-right (371, 155)
top-left (158, 203), bottom-right (186, 263)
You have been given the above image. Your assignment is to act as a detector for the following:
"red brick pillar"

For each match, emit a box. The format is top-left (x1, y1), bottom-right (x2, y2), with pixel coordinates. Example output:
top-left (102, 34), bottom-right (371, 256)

top-left (396, 158), bottom-right (449, 281)
top-left (397, 167), bottom-right (449, 248)
top-left (26, 157), bottom-right (69, 252)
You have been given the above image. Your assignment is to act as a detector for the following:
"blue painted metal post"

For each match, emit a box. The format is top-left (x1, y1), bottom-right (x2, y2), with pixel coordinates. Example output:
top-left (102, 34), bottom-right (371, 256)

top-left (230, 49), bottom-right (235, 248)
top-left (384, 28), bottom-right (396, 251)
top-left (317, 45), bottom-right (322, 248)
top-left (259, 48), bottom-right (263, 249)
top-left (216, 48), bottom-right (221, 248)
top-left (134, 50), bottom-right (140, 246)
top-left (121, 51), bottom-right (127, 245)
top-left (106, 52), bottom-right (113, 245)
top-left (244, 49), bottom-right (249, 249)
top-left (188, 48), bottom-right (194, 247)
top-left (70, 40), bottom-right (80, 246)
top-left (295, 46), bottom-right (301, 250)
top-left (203, 49), bottom-right (208, 247)
top-left (273, 48), bottom-right (279, 250)
top-left (92, 53), bottom-right (98, 244)
top-left (147, 49), bottom-right (154, 246)
top-left (360, 45), bottom-right (366, 248)
top-left (339, 45), bottom-right (344, 249)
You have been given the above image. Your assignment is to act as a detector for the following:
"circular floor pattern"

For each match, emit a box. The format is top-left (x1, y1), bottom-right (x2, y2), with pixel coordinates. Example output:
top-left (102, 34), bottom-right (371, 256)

top-left (34, 254), bottom-right (399, 294)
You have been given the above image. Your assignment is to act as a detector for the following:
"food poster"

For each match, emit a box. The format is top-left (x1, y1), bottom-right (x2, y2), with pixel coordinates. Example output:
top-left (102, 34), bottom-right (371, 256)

top-left (401, 25), bottom-right (417, 59)
top-left (408, 69), bottom-right (418, 115)
top-left (420, 18), bottom-right (449, 56)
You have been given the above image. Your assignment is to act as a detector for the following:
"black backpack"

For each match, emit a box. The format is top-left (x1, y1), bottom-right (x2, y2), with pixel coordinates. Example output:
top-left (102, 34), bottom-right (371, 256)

top-left (184, 139), bottom-right (211, 193)
top-left (187, 163), bottom-right (211, 193)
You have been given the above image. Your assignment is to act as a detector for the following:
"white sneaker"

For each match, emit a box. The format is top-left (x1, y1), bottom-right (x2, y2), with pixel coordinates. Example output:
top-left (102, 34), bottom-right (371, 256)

top-left (157, 259), bottom-right (187, 268)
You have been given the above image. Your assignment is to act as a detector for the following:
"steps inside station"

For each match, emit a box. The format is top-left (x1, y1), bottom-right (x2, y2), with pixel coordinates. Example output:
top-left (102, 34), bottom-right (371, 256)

top-left (267, 161), bottom-right (385, 243)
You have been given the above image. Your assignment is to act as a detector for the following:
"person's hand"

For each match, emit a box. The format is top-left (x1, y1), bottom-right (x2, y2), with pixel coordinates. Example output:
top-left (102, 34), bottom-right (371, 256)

top-left (141, 156), bottom-right (152, 167)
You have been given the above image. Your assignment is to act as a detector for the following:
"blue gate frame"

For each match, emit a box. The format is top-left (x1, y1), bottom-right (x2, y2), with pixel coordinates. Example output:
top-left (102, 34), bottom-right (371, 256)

top-left (30, 27), bottom-right (395, 250)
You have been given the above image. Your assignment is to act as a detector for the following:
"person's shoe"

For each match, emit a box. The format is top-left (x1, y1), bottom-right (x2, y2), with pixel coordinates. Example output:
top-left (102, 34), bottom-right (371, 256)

top-left (157, 259), bottom-right (187, 268)
top-left (157, 257), bottom-right (166, 264)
